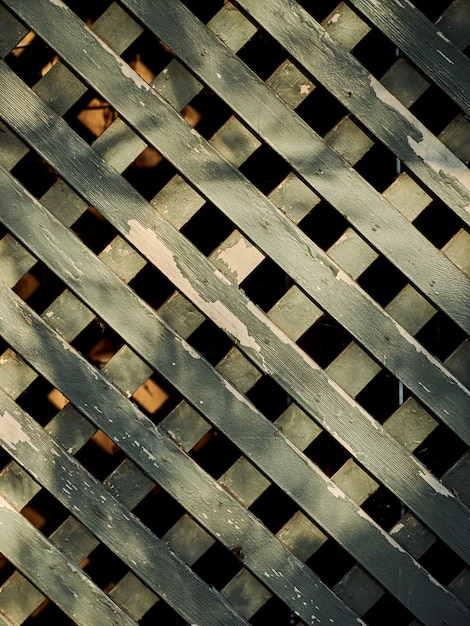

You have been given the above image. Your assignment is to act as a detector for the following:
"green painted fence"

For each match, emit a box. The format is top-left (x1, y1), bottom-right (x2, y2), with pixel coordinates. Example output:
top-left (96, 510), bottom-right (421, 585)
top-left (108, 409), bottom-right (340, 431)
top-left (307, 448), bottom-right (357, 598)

top-left (0, 1), bottom-right (468, 624)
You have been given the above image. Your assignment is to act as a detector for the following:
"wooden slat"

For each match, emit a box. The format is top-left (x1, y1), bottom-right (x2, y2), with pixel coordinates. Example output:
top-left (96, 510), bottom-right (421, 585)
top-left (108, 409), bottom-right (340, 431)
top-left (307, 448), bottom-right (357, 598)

top-left (0, 37), bottom-right (468, 445)
top-left (0, 496), bottom-right (138, 626)
top-left (0, 284), bottom-right (367, 626)
top-left (0, 174), bottom-right (469, 625)
top-left (348, 0), bottom-right (470, 114)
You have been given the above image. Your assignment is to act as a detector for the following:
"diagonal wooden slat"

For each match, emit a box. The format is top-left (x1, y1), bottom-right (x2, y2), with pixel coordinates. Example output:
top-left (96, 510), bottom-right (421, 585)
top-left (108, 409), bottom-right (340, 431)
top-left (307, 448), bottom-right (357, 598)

top-left (348, 0), bottom-right (470, 114)
top-left (228, 0), bottom-right (470, 218)
top-left (1, 167), bottom-right (469, 624)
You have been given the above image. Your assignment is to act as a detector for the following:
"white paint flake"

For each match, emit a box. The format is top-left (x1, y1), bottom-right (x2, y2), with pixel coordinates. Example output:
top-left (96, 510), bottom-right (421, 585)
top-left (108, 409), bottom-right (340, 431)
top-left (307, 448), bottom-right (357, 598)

top-left (216, 72), bottom-right (222, 79)
top-left (300, 84), bottom-right (311, 95)
top-left (418, 381), bottom-right (431, 393)
top-left (327, 481), bottom-right (346, 499)
top-left (436, 49), bottom-right (454, 64)
top-left (418, 470), bottom-right (452, 497)
top-left (1, 412), bottom-right (40, 452)
top-left (327, 12), bottom-right (341, 24)
top-left (117, 59), bottom-right (150, 91)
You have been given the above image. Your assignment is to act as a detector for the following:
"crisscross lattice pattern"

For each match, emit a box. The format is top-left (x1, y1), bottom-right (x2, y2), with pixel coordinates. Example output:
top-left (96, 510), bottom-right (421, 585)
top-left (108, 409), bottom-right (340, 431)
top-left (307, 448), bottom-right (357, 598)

top-left (0, 1), bottom-right (469, 624)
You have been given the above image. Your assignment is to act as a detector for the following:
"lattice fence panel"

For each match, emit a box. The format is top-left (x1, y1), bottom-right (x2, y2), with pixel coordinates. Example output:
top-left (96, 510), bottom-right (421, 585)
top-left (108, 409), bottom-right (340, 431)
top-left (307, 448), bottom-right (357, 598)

top-left (0, 1), bottom-right (468, 625)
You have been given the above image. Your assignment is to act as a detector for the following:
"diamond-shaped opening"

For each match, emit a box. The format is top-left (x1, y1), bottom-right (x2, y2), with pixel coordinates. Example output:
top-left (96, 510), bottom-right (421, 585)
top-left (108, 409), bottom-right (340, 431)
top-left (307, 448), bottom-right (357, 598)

top-left (83, 542), bottom-right (129, 591)
top-left (141, 599), bottom-right (185, 625)
top-left (304, 431), bottom-right (350, 477)
top-left (63, 89), bottom-right (117, 144)
top-left (419, 539), bottom-right (466, 586)
top-left (249, 483), bottom-right (299, 534)
top-left (306, 538), bottom-right (356, 587)
top-left (298, 200), bottom-right (349, 250)
top-left (356, 370), bottom-right (409, 424)
top-left (23, 599), bottom-right (70, 625)
top-left (362, 590), bottom-right (415, 626)
top-left (239, 143), bottom-right (291, 195)
top-left (180, 201), bottom-right (235, 256)
top-left (180, 0), bottom-right (226, 24)
top-left (11, 150), bottom-right (59, 199)
top-left (128, 262), bottom-right (176, 312)
top-left (188, 89), bottom-right (234, 141)
top-left (415, 310), bottom-right (466, 361)
top-left (190, 429), bottom-right (242, 480)
top-left (132, 486), bottom-right (186, 539)
top-left (251, 589), bottom-right (297, 625)
top-left (354, 139), bottom-right (400, 192)
top-left (296, 313), bottom-right (353, 369)
top-left (72, 207), bottom-right (119, 254)
top-left (352, 28), bottom-right (400, 80)
top-left (413, 199), bottom-right (464, 248)
top-left (296, 82), bottom-right (349, 137)
top-left (192, 541), bottom-right (243, 591)
top-left (414, 423), bottom-right (468, 479)
top-left (237, 29), bottom-right (288, 81)
top-left (246, 375), bottom-right (291, 422)
top-left (410, 82), bottom-right (461, 134)
top-left (74, 433), bottom-right (125, 481)
top-left (13, 259), bottom-right (68, 315)
top-left (361, 485), bottom-right (406, 531)
top-left (17, 376), bottom-right (62, 427)
top-left (240, 256), bottom-right (292, 312)
top-left (5, 31), bottom-right (56, 86)
top-left (61, 0), bottom-right (113, 24)
top-left (187, 317), bottom-right (235, 365)
top-left (357, 255), bottom-right (408, 308)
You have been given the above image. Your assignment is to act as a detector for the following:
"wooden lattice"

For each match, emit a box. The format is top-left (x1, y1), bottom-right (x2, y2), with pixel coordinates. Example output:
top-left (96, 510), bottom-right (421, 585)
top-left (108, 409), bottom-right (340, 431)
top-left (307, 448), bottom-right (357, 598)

top-left (0, 1), bottom-right (469, 624)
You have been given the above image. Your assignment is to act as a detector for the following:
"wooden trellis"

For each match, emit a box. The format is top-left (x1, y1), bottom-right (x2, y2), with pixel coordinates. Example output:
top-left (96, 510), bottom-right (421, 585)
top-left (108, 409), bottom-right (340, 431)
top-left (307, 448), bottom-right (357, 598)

top-left (0, 0), bottom-right (469, 624)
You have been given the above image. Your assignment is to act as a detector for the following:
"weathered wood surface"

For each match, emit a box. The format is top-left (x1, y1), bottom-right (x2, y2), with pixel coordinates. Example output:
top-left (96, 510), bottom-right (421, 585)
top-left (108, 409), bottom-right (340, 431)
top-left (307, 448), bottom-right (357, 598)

top-left (0, 0), bottom-right (468, 624)
top-left (0, 12), bottom-right (468, 440)
top-left (1, 76), bottom-right (469, 567)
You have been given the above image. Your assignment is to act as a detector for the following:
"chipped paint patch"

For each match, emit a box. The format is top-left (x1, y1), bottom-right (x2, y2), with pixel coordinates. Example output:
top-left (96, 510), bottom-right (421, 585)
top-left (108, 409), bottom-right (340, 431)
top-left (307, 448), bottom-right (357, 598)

top-left (1, 412), bottom-right (40, 452)
top-left (418, 470), bottom-right (451, 497)
top-left (215, 236), bottom-right (263, 284)
top-left (407, 134), bottom-right (470, 191)
top-left (117, 59), bottom-right (151, 91)
top-left (300, 84), bottom-right (311, 95)
top-left (327, 12), bottom-right (341, 24)
top-left (327, 481), bottom-right (346, 499)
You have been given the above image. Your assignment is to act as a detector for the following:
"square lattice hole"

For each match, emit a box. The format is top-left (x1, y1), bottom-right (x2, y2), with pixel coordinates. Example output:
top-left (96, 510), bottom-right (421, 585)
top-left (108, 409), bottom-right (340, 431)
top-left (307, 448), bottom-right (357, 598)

top-left (414, 423), bottom-right (468, 479)
top-left (180, 202), bottom-right (235, 256)
top-left (240, 256), bottom-right (292, 312)
top-left (298, 200), bottom-right (349, 250)
top-left (11, 150), bottom-right (59, 199)
top-left (356, 370), bottom-right (410, 424)
top-left (296, 313), bottom-right (353, 369)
